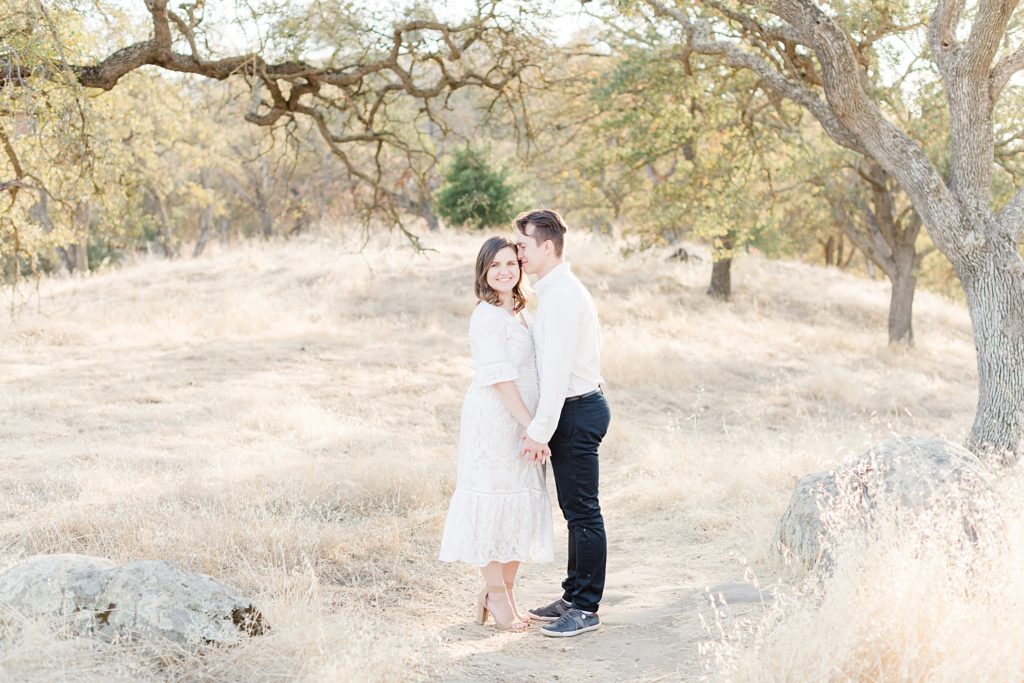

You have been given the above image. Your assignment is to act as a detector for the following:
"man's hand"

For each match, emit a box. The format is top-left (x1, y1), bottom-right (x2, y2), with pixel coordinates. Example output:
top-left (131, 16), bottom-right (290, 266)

top-left (521, 434), bottom-right (550, 464)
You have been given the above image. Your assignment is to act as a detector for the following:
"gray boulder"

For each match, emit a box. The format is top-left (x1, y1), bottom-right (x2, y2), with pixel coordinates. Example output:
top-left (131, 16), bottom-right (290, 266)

top-left (0, 554), bottom-right (264, 647)
top-left (773, 437), bottom-right (996, 570)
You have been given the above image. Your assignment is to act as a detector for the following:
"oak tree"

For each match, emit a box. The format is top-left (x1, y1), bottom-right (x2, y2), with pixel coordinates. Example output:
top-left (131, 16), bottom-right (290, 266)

top-left (622, 0), bottom-right (1024, 462)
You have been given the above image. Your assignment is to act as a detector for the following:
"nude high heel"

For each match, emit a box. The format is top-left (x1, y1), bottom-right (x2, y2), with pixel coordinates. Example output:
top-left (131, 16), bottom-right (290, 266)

top-left (475, 586), bottom-right (489, 625)
top-left (477, 585), bottom-right (528, 632)
top-left (504, 580), bottom-right (527, 624)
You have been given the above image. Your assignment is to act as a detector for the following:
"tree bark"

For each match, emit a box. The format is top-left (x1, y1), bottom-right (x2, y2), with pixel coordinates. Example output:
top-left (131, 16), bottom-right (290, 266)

top-left (259, 211), bottom-right (274, 240)
top-left (708, 256), bottom-right (732, 300)
top-left (193, 168), bottom-right (214, 257)
top-left (217, 216), bottom-right (230, 245)
top-left (823, 233), bottom-right (836, 266)
top-left (27, 188), bottom-right (72, 274)
top-left (389, 180), bottom-right (441, 232)
top-left (888, 272), bottom-right (916, 346)
top-left (68, 241), bottom-right (88, 272)
top-left (254, 161), bottom-right (274, 239)
top-left (707, 230), bottom-right (734, 300)
top-left (69, 201), bottom-right (91, 273)
top-left (962, 243), bottom-right (1024, 466)
top-left (54, 246), bottom-right (74, 274)
top-left (396, 192), bottom-right (439, 232)
top-left (156, 194), bottom-right (177, 258)
top-left (422, 204), bottom-right (440, 232)
top-left (825, 164), bottom-right (923, 347)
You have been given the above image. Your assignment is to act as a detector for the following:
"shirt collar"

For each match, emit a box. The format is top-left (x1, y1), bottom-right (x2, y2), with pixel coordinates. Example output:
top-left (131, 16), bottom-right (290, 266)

top-left (533, 261), bottom-right (571, 296)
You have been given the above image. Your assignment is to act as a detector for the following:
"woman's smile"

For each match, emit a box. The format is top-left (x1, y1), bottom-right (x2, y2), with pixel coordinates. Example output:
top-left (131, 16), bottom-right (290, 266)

top-left (486, 246), bottom-right (521, 294)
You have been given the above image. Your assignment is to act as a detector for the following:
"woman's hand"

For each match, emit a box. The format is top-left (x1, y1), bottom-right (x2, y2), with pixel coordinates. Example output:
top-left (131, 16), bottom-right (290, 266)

top-left (520, 434), bottom-right (550, 464)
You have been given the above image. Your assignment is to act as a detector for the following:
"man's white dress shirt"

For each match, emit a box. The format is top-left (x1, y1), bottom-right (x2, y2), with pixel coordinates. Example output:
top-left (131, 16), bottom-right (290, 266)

top-left (526, 262), bottom-right (604, 444)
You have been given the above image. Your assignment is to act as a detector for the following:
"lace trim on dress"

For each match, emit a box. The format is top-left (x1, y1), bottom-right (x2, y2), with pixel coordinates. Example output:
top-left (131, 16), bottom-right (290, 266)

top-left (439, 487), bottom-right (555, 566)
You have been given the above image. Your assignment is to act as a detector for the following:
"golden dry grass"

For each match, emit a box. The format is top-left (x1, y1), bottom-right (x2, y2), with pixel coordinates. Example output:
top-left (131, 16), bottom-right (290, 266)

top-left (0, 228), bottom-right (996, 681)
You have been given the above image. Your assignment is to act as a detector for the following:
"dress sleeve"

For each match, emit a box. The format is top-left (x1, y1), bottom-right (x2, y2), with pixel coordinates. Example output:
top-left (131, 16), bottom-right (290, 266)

top-left (469, 306), bottom-right (519, 387)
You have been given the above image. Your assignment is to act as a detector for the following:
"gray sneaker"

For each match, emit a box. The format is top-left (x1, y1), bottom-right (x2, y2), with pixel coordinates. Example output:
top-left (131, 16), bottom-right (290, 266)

top-left (539, 608), bottom-right (600, 637)
top-left (527, 597), bottom-right (570, 622)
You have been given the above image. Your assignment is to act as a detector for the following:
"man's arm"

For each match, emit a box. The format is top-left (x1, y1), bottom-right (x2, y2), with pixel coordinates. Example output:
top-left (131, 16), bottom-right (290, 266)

top-left (526, 290), bottom-right (580, 443)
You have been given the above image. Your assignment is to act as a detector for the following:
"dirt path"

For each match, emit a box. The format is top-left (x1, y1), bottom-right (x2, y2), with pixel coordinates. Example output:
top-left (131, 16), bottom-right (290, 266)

top-left (430, 490), bottom-right (759, 682)
top-left (436, 551), bottom-right (708, 681)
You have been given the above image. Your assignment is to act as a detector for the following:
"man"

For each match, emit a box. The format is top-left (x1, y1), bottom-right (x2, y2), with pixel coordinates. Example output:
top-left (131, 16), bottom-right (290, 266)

top-left (515, 209), bottom-right (611, 638)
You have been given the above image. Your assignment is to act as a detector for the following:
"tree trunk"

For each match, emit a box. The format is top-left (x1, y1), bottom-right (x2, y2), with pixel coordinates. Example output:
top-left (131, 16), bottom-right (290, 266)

top-left (707, 230), bottom-right (734, 300)
top-left (962, 246), bottom-right (1024, 466)
top-left (193, 168), bottom-right (214, 257)
top-left (54, 246), bottom-right (74, 274)
top-left (260, 210), bottom-right (274, 239)
top-left (392, 189), bottom-right (439, 232)
top-left (888, 272), bottom-right (916, 346)
top-left (148, 189), bottom-right (178, 258)
top-left (423, 204), bottom-right (440, 232)
top-left (707, 257), bottom-right (732, 300)
top-left (217, 216), bottom-right (230, 245)
top-left (69, 201), bottom-right (91, 273)
top-left (883, 221), bottom-right (919, 347)
top-left (28, 189), bottom-right (72, 274)
top-left (411, 196), bottom-right (439, 232)
top-left (823, 234), bottom-right (836, 266)
top-left (840, 243), bottom-right (857, 268)
top-left (68, 240), bottom-right (88, 272)
top-left (255, 160), bottom-right (274, 239)
top-left (193, 213), bottom-right (213, 257)
top-left (628, 0), bottom-right (1024, 462)
top-left (827, 163), bottom-right (923, 347)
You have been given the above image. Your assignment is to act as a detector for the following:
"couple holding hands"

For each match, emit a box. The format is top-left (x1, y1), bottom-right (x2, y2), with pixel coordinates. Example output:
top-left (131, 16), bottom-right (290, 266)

top-left (439, 209), bottom-right (611, 638)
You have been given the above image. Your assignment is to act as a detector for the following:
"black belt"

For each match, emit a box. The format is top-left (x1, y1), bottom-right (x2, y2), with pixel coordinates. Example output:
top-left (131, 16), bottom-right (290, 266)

top-left (565, 388), bottom-right (602, 403)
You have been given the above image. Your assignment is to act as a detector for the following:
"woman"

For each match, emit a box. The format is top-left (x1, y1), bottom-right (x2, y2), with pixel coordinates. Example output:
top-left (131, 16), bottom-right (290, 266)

top-left (439, 236), bottom-right (554, 632)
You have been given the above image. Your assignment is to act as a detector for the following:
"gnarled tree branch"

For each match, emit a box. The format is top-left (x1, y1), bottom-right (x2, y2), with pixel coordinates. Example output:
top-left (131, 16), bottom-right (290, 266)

top-left (2, 1), bottom-right (538, 235)
top-left (991, 42), bottom-right (1024, 103)
top-left (643, 0), bottom-right (866, 154)
top-left (641, 0), bottom-right (966, 257)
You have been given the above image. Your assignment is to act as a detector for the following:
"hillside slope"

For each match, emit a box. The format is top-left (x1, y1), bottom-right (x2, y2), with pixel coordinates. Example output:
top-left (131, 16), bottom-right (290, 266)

top-left (0, 232), bottom-right (982, 681)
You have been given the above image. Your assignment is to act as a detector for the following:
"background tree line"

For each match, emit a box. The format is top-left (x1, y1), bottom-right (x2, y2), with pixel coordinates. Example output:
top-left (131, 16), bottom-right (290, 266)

top-left (3, 1), bottom-right (1024, 458)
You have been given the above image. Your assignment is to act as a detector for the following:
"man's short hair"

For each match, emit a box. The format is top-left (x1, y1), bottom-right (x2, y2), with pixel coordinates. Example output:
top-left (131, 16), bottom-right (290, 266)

top-left (514, 209), bottom-right (568, 257)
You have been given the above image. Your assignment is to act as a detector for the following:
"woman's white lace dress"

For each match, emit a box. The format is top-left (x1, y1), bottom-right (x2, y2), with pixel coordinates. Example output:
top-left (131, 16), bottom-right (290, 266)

top-left (439, 302), bottom-right (554, 566)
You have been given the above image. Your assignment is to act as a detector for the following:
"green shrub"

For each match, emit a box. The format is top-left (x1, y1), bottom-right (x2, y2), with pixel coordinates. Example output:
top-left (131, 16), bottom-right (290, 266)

top-left (434, 147), bottom-right (514, 230)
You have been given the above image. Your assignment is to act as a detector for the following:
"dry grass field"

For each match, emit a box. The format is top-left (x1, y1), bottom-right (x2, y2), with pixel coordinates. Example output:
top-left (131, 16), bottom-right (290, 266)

top-left (1, 228), bottom-right (1018, 682)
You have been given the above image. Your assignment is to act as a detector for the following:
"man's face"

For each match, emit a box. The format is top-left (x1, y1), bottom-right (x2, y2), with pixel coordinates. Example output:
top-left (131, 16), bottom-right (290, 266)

top-left (516, 223), bottom-right (546, 275)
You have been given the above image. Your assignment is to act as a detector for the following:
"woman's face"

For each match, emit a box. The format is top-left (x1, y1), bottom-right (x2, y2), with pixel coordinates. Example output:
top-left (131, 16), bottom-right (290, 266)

top-left (486, 246), bottom-right (521, 296)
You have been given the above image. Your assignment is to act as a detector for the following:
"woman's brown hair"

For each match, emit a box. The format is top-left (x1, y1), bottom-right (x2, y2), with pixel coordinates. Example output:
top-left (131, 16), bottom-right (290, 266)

top-left (475, 236), bottom-right (526, 313)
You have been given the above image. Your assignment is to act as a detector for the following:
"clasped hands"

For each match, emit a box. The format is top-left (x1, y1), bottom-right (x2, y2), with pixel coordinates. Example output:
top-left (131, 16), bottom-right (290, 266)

top-left (520, 434), bottom-right (551, 464)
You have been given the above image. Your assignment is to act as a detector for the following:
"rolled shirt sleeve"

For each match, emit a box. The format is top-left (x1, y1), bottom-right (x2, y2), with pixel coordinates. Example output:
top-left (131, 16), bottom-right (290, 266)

top-left (527, 291), bottom-right (580, 443)
top-left (470, 306), bottom-right (519, 387)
